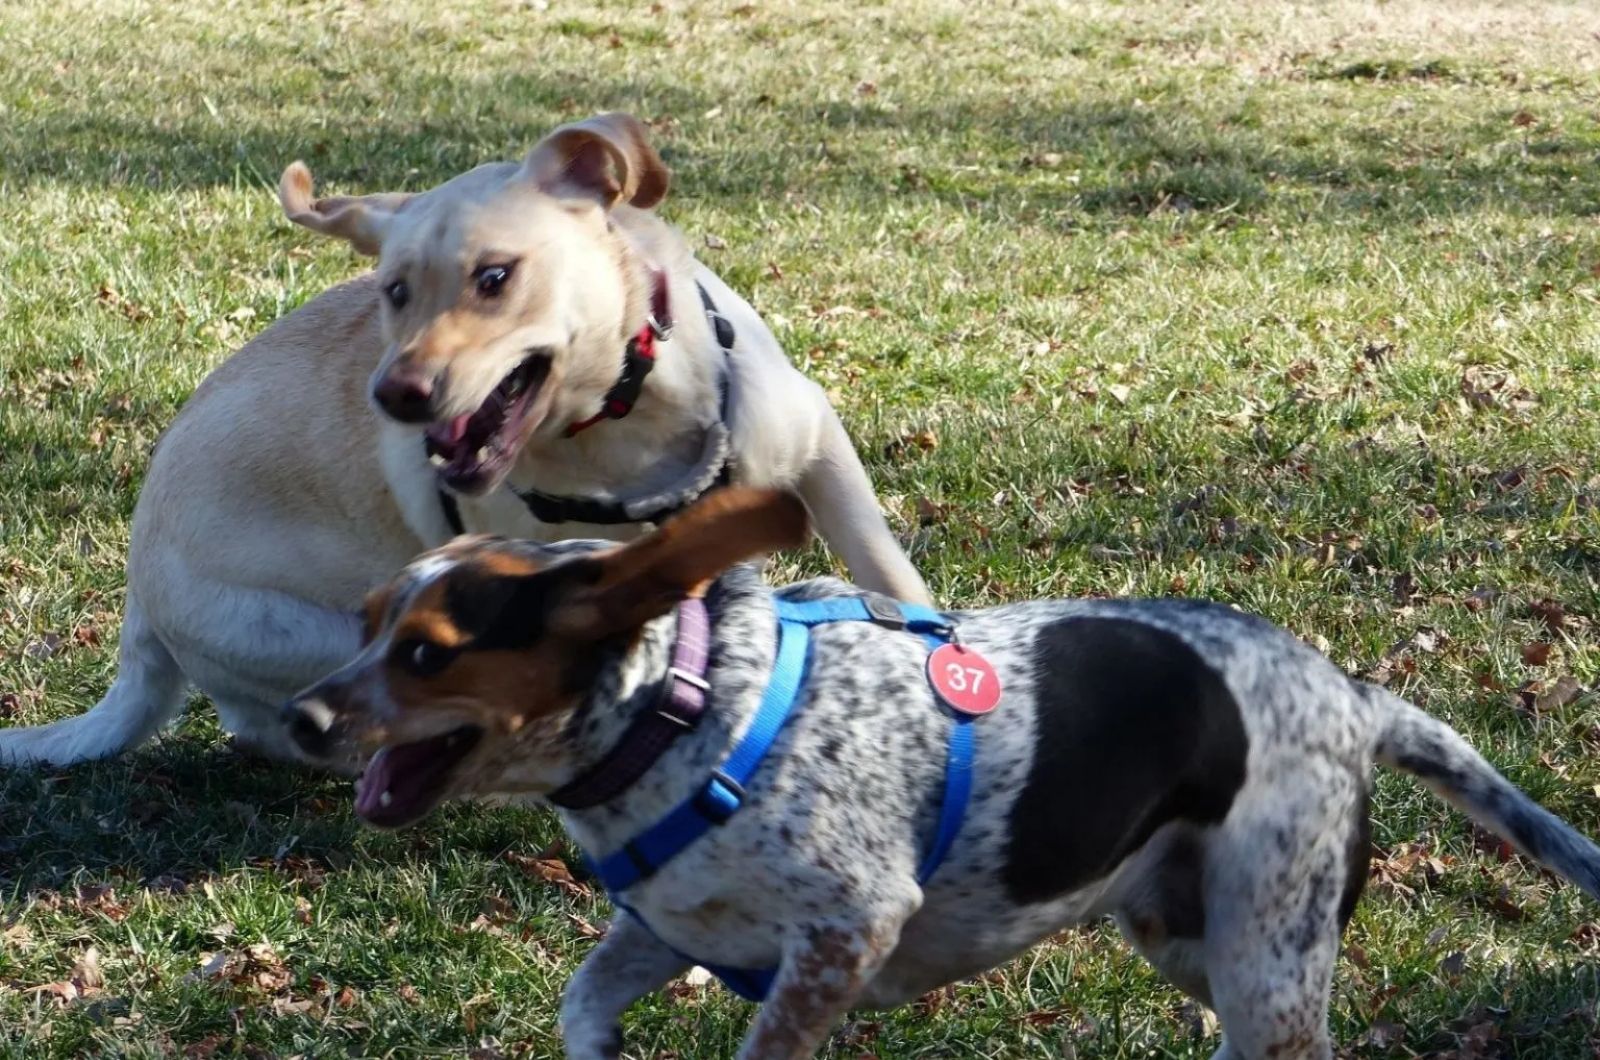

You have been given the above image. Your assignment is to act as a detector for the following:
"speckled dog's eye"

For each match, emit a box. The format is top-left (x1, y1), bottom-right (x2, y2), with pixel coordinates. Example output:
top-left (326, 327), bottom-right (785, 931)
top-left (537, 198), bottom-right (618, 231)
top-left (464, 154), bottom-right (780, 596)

top-left (383, 280), bottom-right (410, 310)
top-left (395, 638), bottom-right (455, 677)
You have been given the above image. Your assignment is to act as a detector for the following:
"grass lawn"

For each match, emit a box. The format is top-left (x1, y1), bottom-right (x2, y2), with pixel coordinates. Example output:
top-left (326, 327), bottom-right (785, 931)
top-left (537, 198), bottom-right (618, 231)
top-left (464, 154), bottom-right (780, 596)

top-left (3, 0), bottom-right (1600, 1055)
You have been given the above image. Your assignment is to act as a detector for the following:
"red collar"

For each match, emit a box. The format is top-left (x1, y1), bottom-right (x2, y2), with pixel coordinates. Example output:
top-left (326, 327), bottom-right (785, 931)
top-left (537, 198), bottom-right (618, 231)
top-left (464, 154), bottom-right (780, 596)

top-left (565, 269), bottom-right (673, 437)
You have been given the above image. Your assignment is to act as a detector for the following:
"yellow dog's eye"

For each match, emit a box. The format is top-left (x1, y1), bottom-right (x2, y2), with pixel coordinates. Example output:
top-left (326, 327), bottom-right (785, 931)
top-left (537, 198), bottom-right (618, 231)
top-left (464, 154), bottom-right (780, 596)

top-left (473, 263), bottom-right (513, 299)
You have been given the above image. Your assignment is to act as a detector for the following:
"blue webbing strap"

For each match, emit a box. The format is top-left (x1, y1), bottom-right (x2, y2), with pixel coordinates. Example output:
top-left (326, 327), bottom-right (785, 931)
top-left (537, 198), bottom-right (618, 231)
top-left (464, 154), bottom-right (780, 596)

top-left (773, 596), bottom-right (950, 634)
top-left (918, 716), bottom-right (974, 883)
top-left (587, 595), bottom-right (982, 1003)
top-left (592, 616), bottom-right (811, 893)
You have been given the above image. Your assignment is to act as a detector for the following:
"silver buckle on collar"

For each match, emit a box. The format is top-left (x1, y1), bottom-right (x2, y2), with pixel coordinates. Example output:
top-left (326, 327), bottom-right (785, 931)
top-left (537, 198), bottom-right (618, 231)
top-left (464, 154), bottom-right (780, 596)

top-left (668, 666), bottom-right (710, 691)
top-left (647, 313), bottom-right (673, 342)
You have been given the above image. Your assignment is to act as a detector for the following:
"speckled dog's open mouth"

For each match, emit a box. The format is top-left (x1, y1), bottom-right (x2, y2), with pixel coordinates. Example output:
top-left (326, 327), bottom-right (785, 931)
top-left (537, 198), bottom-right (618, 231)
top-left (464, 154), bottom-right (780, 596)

top-left (424, 352), bottom-right (551, 494)
top-left (354, 725), bottom-right (484, 828)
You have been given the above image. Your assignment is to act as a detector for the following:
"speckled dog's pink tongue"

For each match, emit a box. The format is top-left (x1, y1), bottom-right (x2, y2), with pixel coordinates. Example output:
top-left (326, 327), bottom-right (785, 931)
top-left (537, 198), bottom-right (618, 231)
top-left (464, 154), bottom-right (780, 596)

top-left (354, 748), bottom-right (394, 819)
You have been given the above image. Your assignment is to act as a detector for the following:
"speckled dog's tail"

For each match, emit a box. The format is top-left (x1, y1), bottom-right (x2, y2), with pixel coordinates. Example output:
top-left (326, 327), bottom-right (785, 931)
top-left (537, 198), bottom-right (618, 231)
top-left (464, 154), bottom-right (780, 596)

top-left (1362, 682), bottom-right (1600, 903)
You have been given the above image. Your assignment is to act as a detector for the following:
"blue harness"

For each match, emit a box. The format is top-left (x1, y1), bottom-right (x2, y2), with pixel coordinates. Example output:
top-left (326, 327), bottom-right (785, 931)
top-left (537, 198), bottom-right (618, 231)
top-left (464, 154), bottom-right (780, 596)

top-left (580, 595), bottom-right (979, 1001)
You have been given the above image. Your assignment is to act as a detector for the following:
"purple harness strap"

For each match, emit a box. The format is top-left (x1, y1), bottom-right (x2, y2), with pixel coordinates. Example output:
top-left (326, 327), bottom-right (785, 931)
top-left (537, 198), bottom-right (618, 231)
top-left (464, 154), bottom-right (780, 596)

top-left (548, 598), bottom-right (712, 810)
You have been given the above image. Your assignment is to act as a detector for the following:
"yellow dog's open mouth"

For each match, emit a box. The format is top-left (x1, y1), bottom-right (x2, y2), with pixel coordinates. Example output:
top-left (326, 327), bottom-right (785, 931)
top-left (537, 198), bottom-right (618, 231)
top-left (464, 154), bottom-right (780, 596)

top-left (354, 725), bottom-right (484, 828)
top-left (424, 352), bottom-right (551, 494)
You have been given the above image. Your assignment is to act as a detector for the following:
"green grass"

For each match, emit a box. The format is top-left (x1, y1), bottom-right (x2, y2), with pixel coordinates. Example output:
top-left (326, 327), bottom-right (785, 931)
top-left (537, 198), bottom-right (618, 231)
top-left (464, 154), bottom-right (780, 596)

top-left (3, 0), bottom-right (1600, 1055)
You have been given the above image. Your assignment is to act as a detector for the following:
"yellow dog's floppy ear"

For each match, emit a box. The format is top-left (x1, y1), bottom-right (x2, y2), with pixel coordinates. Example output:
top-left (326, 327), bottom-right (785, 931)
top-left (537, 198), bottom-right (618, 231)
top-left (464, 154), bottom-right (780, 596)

top-left (278, 162), bottom-right (412, 256)
top-left (521, 112), bottom-right (670, 210)
top-left (552, 488), bottom-right (810, 639)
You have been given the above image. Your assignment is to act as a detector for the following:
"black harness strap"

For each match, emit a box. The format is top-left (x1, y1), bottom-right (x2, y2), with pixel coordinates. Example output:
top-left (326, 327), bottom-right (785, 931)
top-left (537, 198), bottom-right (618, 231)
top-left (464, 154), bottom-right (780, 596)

top-left (439, 489), bottom-right (466, 536)
top-left (436, 281), bottom-right (736, 534)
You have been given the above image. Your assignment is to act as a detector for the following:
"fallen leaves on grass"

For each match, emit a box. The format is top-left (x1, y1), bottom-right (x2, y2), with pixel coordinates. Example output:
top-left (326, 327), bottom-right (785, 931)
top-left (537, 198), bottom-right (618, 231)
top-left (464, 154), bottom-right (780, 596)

top-left (567, 913), bottom-right (606, 940)
top-left (1370, 841), bottom-right (1451, 896)
top-left (1363, 1019), bottom-right (1405, 1050)
top-left (74, 884), bottom-right (132, 923)
top-left (21, 634), bottom-right (63, 660)
top-left (1529, 598), bottom-right (1568, 633)
top-left (96, 283), bottom-right (151, 323)
top-left (185, 941), bottom-right (292, 997)
top-left (1536, 674), bottom-right (1585, 713)
top-left (1513, 675), bottom-right (1585, 716)
top-left (1459, 366), bottom-right (1538, 414)
top-left (28, 946), bottom-right (104, 1005)
top-left (2, 921), bottom-right (33, 950)
top-left (914, 496), bottom-right (945, 526)
top-left (503, 847), bottom-right (593, 899)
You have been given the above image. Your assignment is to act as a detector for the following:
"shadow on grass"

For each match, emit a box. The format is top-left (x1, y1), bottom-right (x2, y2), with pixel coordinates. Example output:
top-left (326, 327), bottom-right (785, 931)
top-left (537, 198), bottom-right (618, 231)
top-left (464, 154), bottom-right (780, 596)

top-left (0, 733), bottom-right (552, 899)
top-left (7, 73), bottom-right (1598, 224)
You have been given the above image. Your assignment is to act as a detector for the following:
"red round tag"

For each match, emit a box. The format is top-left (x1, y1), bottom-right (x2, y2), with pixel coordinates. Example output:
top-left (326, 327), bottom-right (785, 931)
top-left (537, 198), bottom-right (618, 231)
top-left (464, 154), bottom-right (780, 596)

top-left (927, 643), bottom-right (1002, 716)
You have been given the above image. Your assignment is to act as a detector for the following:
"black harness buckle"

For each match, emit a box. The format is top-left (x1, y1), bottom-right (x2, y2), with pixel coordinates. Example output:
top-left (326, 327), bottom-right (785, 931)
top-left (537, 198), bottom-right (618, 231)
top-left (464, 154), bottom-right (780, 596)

top-left (863, 595), bottom-right (907, 630)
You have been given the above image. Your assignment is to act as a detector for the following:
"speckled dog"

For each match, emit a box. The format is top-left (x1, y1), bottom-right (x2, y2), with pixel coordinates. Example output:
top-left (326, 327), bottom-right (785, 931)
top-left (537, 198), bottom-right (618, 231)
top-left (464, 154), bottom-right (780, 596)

top-left (284, 489), bottom-right (1600, 1060)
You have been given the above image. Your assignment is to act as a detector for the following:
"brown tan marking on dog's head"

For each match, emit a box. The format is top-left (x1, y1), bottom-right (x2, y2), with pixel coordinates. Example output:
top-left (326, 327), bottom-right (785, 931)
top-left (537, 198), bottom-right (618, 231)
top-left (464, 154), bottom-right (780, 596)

top-left (277, 113), bottom-right (674, 499)
top-left (283, 489), bottom-right (810, 829)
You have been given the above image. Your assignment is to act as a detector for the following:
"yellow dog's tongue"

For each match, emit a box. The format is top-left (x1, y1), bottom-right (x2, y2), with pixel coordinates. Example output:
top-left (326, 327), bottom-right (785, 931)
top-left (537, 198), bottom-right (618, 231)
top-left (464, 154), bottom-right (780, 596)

top-left (425, 414), bottom-right (472, 449)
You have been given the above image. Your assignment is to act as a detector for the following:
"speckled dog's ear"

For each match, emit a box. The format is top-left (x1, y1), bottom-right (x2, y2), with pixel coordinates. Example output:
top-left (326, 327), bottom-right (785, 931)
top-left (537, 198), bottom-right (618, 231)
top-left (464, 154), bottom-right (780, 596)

top-left (551, 488), bottom-right (811, 638)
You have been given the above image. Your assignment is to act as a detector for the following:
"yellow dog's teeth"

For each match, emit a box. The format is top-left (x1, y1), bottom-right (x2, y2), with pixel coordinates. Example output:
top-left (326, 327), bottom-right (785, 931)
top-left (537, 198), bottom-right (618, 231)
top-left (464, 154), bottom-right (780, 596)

top-left (476, 446), bottom-right (491, 463)
top-left (428, 452), bottom-right (447, 468)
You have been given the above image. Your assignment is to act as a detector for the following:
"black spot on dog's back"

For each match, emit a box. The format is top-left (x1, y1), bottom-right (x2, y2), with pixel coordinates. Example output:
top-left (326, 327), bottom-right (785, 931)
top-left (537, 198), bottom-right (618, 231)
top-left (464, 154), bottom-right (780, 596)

top-left (1004, 617), bottom-right (1249, 904)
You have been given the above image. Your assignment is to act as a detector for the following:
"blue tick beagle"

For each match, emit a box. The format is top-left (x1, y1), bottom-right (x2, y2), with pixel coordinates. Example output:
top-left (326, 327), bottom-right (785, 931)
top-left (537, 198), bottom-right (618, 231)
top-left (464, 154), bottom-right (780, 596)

top-left (284, 488), bottom-right (1600, 1060)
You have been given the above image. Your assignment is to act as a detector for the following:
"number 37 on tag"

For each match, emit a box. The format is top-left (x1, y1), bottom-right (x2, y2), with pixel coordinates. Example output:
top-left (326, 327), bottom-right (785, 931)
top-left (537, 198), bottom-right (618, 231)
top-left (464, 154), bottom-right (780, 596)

top-left (927, 643), bottom-right (1002, 716)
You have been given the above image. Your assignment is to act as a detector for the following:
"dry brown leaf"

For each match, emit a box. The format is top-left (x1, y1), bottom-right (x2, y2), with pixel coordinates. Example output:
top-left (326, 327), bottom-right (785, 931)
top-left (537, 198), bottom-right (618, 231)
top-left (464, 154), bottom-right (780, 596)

top-left (1535, 675), bottom-right (1584, 713)
top-left (182, 1034), bottom-right (229, 1059)
top-left (1529, 598), bottom-right (1568, 633)
top-left (2, 921), bottom-right (33, 950)
top-left (22, 634), bottom-right (63, 660)
top-left (504, 850), bottom-right (592, 899)
top-left (1488, 891), bottom-right (1525, 921)
top-left (568, 913), bottom-right (605, 940)
top-left (71, 947), bottom-right (104, 992)
top-left (1363, 1019), bottom-right (1405, 1049)
top-left (1521, 641), bottom-right (1553, 666)
top-left (75, 884), bottom-right (131, 922)
top-left (913, 496), bottom-right (944, 527)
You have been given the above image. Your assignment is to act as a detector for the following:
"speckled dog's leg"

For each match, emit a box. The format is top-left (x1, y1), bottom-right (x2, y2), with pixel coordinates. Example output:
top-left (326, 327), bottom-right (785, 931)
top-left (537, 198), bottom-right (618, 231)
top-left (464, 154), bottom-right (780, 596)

top-left (735, 906), bottom-right (915, 1060)
top-left (560, 914), bottom-right (691, 1060)
top-left (1201, 773), bottom-right (1356, 1060)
